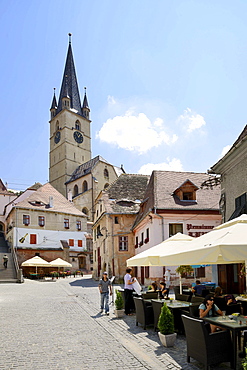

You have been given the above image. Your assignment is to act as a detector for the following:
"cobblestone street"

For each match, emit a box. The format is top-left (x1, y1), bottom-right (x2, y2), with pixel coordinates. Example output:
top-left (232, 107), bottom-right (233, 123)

top-left (0, 275), bottom-right (234, 369)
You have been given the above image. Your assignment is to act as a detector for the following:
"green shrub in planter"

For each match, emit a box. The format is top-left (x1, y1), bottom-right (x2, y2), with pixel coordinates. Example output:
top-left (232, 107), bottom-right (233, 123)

top-left (115, 290), bottom-right (124, 310)
top-left (158, 303), bottom-right (175, 335)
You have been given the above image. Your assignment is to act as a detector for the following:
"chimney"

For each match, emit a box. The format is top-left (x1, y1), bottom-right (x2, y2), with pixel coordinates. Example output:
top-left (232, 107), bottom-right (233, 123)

top-left (68, 190), bottom-right (72, 202)
top-left (49, 196), bottom-right (53, 208)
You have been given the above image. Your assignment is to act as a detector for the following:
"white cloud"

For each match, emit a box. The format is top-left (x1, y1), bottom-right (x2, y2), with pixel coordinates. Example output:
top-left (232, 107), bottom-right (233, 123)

top-left (107, 95), bottom-right (116, 105)
top-left (178, 108), bottom-right (206, 132)
top-left (138, 158), bottom-right (184, 175)
top-left (97, 112), bottom-right (178, 154)
top-left (219, 145), bottom-right (231, 158)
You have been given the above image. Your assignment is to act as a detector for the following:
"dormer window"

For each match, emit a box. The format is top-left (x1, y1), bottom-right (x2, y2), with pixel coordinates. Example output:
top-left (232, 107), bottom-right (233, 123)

top-left (173, 180), bottom-right (198, 202)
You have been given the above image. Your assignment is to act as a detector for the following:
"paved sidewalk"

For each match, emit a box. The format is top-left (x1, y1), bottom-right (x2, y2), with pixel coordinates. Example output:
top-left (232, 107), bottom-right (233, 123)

top-left (0, 275), bottom-right (234, 369)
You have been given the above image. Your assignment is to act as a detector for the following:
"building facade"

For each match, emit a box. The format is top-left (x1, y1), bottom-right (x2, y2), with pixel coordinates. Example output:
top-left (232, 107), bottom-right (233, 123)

top-left (4, 182), bottom-right (91, 272)
top-left (210, 124), bottom-right (247, 222)
top-left (92, 174), bottom-right (149, 282)
top-left (209, 124), bottom-right (247, 293)
top-left (132, 171), bottom-right (222, 286)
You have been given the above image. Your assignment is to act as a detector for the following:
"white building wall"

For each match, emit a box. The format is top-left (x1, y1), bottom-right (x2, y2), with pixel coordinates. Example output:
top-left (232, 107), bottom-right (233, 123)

top-left (13, 228), bottom-right (87, 252)
top-left (134, 213), bottom-right (221, 285)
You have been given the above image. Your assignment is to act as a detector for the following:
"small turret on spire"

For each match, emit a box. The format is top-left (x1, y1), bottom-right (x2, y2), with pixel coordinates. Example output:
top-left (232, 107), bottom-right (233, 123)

top-left (82, 87), bottom-right (90, 119)
top-left (50, 88), bottom-right (57, 119)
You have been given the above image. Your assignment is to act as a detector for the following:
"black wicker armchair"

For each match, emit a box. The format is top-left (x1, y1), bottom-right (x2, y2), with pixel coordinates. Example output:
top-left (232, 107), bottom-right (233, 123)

top-left (181, 314), bottom-right (233, 369)
top-left (151, 299), bottom-right (163, 331)
top-left (133, 297), bottom-right (154, 330)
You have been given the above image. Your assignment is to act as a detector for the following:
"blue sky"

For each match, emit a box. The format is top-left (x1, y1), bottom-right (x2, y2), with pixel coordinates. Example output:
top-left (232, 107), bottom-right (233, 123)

top-left (1, 0), bottom-right (247, 190)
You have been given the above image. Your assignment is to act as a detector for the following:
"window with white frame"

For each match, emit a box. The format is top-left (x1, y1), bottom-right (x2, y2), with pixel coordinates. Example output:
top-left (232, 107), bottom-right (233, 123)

top-left (119, 236), bottom-right (128, 251)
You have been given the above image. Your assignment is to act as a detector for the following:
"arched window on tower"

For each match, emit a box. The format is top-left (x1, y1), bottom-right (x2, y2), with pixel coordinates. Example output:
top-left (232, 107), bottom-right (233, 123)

top-left (104, 168), bottom-right (109, 179)
top-left (73, 184), bottom-right (78, 197)
top-left (83, 181), bottom-right (88, 192)
top-left (75, 120), bottom-right (81, 130)
top-left (82, 207), bottom-right (88, 215)
top-left (56, 120), bottom-right (59, 131)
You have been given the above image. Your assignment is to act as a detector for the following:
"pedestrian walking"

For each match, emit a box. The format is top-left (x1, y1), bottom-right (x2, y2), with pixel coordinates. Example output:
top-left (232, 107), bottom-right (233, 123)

top-left (98, 272), bottom-right (112, 315)
top-left (124, 267), bottom-right (136, 315)
top-left (3, 254), bottom-right (8, 268)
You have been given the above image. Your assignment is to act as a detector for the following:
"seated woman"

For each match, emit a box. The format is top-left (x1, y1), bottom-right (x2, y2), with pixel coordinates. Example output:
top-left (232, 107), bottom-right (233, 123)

top-left (159, 281), bottom-right (169, 299)
top-left (199, 294), bottom-right (223, 333)
top-left (150, 282), bottom-right (158, 292)
top-left (214, 286), bottom-right (223, 297)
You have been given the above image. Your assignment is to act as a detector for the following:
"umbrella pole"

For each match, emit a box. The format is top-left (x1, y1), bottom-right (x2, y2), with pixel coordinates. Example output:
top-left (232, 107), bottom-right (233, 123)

top-left (179, 274), bottom-right (182, 294)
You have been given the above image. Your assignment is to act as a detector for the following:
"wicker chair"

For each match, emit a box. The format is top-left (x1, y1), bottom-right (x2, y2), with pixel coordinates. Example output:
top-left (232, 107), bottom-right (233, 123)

top-left (213, 297), bottom-right (226, 311)
top-left (181, 315), bottom-right (232, 369)
top-left (191, 296), bottom-right (204, 303)
top-left (133, 297), bottom-right (154, 330)
top-left (151, 299), bottom-right (163, 331)
top-left (188, 303), bottom-right (200, 318)
top-left (176, 293), bottom-right (190, 302)
top-left (141, 292), bottom-right (159, 300)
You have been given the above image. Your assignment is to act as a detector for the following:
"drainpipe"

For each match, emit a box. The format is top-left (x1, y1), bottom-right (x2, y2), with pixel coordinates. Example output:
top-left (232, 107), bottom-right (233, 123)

top-left (154, 207), bottom-right (165, 241)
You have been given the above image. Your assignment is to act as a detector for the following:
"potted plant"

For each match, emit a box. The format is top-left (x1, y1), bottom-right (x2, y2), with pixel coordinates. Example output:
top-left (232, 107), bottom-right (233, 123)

top-left (157, 303), bottom-right (177, 347)
top-left (114, 290), bottom-right (125, 318)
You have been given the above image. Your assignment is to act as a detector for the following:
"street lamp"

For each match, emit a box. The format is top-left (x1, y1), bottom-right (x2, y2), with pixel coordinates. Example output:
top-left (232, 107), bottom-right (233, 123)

top-left (97, 226), bottom-right (108, 238)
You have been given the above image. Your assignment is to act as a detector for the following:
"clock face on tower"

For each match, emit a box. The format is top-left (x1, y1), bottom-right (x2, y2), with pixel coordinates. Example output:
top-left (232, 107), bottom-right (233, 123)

top-left (54, 131), bottom-right (61, 144)
top-left (73, 131), bottom-right (83, 143)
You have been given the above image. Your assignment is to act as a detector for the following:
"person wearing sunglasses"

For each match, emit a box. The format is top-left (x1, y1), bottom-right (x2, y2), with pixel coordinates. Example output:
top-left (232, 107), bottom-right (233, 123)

top-left (199, 294), bottom-right (223, 332)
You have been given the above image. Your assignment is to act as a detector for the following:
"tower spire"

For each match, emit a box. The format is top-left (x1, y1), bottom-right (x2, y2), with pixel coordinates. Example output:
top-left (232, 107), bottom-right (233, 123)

top-left (56, 34), bottom-right (82, 116)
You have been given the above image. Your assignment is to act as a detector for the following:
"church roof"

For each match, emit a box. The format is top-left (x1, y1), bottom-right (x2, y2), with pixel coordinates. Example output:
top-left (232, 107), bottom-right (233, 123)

top-left (56, 40), bottom-right (82, 116)
top-left (66, 155), bottom-right (111, 184)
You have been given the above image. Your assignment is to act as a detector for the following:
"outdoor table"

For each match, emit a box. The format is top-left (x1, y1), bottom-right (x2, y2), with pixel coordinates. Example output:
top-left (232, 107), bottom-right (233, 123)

top-left (147, 299), bottom-right (192, 333)
top-left (236, 296), bottom-right (247, 302)
top-left (203, 314), bottom-right (247, 369)
top-left (146, 298), bottom-right (192, 308)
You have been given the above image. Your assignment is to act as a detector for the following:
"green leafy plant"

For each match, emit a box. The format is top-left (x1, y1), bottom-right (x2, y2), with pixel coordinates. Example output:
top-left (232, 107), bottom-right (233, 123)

top-left (242, 347), bottom-right (247, 369)
top-left (115, 290), bottom-right (124, 310)
top-left (158, 303), bottom-right (175, 335)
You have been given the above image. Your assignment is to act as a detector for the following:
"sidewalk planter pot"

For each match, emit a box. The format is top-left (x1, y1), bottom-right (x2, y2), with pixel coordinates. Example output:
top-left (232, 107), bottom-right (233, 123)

top-left (114, 308), bottom-right (125, 318)
top-left (157, 303), bottom-right (176, 347)
top-left (114, 290), bottom-right (124, 318)
top-left (158, 332), bottom-right (177, 347)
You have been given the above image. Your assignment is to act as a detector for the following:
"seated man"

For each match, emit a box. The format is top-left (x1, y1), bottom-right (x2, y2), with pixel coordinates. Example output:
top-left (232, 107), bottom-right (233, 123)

top-left (192, 280), bottom-right (205, 296)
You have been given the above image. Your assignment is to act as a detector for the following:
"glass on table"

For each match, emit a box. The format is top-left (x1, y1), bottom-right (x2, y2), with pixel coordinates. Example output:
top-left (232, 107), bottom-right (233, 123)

top-left (222, 311), bottom-right (226, 319)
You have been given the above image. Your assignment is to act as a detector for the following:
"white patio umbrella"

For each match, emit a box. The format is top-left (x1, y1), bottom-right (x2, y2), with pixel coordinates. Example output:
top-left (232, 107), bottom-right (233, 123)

top-left (21, 256), bottom-right (50, 274)
top-left (128, 214), bottom-right (247, 290)
top-left (155, 214), bottom-right (247, 267)
top-left (127, 233), bottom-right (194, 267)
top-left (127, 233), bottom-right (194, 293)
top-left (49, 258), bottom-right (72, 268)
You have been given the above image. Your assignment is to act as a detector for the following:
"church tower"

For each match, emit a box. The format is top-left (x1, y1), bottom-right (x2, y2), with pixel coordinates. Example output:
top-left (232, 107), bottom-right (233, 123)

top-left (49, 34), bottom-right (91, 197)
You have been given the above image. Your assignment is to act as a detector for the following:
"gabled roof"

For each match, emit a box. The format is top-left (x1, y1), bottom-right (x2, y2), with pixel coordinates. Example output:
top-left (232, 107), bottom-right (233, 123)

top-left (102, 174), bottom-right (149, 215)
top-left (173, 179), bottom-right (199, 194)
top-left (0, 179), bottom-right (14, 196)
top-left (56, 41), bottom-right (82, 116)
top-left (133, 171), bottom-right (221, 228)
top-left (12, 183), bottom-right (86, 217)
top-left (66, 155), bottom-right (117, 184)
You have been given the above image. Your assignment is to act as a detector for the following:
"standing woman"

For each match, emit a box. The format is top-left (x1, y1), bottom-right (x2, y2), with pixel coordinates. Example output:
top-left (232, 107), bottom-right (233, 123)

top-left (124, 268), bottom-right (136, 315)
top-left (98, 272), bottom-right (112, 315)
